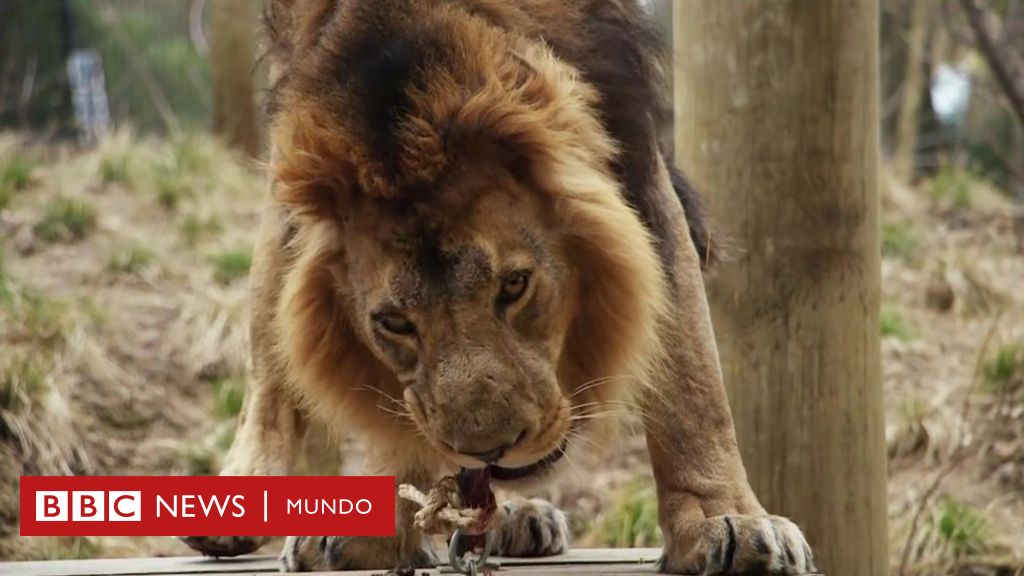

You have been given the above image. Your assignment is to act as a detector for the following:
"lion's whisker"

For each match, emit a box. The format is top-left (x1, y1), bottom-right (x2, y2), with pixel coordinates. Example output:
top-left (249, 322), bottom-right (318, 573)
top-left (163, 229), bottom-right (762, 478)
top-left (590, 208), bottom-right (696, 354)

top-left (374, 403), bottom-right (411, 417)
top-left (563, 429), bottom-right (602, 453)
top-left (570, 375), bottom-right (641, 398)
top-left (570, 399), bottom-right (662, 430)
top-left (568, 407), bottom-right (662, 429)
top-left (568, 411), bottom-right (630, 422)
top-left (375, 403), bottom-right (418, 430)
top-left (557, 432), bottom-right (589, 481)
top-left (356, 385), bottom-right (408, 409)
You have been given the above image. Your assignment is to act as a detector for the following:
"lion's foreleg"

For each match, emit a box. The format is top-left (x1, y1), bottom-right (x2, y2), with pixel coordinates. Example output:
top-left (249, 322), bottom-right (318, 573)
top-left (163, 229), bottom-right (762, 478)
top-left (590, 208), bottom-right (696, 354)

top-left (644, 158), bottom-right (814, 575)
top-left (647, 249), bottom-right (815, 574)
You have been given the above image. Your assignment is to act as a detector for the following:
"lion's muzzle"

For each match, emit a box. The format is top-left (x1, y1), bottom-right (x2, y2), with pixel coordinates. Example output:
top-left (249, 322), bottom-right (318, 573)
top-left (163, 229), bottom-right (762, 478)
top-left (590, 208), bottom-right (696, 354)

top-left (430, 376), bottom-right (532, 463)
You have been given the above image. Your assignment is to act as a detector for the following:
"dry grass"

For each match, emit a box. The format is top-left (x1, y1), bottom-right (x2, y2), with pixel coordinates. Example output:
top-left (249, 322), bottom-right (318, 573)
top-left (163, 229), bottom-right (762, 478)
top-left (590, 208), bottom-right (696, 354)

top-left (0, 290), bottom-right (84, 483)
top-left (0, 129), bottom-right (263, 559)
top-left (882, 166), bottom-right (1024, 573)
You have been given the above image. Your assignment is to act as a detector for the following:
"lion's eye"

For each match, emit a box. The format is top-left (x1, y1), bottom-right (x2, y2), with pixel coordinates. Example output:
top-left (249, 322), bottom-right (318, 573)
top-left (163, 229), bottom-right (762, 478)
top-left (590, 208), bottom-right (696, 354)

top-left (375, 312), bottom-right (416, 336)
top-left (498, 271), bottom-right (532, 307)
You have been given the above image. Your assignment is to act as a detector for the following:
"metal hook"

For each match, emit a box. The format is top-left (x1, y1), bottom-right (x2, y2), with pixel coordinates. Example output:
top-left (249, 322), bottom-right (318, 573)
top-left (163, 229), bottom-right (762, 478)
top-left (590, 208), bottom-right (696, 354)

top-left (446, 529), bottom-right (499, 575)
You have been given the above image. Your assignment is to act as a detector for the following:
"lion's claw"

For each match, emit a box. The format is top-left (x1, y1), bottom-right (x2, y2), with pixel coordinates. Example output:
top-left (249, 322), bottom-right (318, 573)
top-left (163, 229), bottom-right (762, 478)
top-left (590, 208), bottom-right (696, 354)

top-left (490, 498), bottom-right (571, 557)
top-left (280, 535), bottom-right (436, 573)
top-left (661, 514), bottom-right (815, 575)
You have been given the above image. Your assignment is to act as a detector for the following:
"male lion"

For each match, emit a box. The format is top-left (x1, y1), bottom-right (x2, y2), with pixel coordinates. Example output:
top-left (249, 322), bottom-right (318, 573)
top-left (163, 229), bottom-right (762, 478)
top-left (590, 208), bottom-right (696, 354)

top-left (184, 0), bottom-right (816, 573)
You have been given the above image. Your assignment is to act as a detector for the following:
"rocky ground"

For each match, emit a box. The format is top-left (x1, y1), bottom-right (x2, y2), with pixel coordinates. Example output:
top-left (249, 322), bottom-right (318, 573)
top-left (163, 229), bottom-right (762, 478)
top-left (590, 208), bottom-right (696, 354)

top-left (1, 132), bottom-right (1022, 574)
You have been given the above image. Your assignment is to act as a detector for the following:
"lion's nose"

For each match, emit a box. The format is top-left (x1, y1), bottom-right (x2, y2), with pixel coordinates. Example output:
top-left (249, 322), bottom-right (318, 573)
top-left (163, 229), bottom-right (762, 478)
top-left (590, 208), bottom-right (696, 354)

top-left (449, 429), bottom-right (526, 463)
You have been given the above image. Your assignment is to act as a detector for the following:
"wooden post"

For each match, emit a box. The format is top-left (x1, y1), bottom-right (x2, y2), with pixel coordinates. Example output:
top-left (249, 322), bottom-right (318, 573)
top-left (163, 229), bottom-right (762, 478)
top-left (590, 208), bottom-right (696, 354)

top-left (210, 0), bottom-right (261, 157)
top-left (673, 2), bottom-right (888, 576)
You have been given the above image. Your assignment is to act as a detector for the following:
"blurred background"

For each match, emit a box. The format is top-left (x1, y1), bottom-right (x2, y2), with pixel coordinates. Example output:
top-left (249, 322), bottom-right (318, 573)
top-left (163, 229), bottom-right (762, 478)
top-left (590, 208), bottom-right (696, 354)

top-left (0, 1), bottom-right (1022, 574)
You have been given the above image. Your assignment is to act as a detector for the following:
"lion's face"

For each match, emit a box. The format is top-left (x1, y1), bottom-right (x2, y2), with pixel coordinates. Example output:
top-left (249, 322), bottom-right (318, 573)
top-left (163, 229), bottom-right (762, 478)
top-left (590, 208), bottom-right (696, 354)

top-left (271, 0), bottom-right (670, 482)
top-left (338, 163), bottom-right (577, 478)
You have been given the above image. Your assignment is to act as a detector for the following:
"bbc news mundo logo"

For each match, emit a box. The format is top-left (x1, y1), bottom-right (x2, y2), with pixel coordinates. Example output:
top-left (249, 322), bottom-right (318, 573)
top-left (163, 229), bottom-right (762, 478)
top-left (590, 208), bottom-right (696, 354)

top-left (20, 476), bottom-right (394, 537)
top-left (35, 491), bottom-right (142, 522)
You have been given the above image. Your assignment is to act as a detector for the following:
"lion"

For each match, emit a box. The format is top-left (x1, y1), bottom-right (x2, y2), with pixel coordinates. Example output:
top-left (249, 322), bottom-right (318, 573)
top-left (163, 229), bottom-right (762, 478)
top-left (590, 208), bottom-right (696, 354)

top-left (183, 0), bottom-right (816, 573)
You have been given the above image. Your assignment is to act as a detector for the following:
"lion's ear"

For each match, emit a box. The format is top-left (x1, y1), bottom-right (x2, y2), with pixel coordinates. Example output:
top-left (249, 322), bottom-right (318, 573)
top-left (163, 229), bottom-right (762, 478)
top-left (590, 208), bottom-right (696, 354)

top-left (265, 0), bottom-right (338, 56)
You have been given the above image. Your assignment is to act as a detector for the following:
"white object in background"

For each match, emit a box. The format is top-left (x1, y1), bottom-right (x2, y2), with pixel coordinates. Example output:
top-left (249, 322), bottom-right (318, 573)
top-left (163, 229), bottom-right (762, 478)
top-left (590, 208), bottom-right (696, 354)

top-left (67, 49), bottom-right (111, 142)
top-left (930, 63), bottom-right (972, 127)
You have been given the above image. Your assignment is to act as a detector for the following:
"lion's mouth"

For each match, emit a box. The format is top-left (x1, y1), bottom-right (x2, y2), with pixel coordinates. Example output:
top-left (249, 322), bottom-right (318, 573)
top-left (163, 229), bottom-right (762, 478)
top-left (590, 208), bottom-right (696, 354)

top-left (488, 440), bottom-right (568, 481)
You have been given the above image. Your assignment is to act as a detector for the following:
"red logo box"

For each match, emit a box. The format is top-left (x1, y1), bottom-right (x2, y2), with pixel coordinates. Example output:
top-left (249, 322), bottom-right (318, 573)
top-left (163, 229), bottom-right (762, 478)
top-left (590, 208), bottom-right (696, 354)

top-left (20, 476), bottom-right (396, 537)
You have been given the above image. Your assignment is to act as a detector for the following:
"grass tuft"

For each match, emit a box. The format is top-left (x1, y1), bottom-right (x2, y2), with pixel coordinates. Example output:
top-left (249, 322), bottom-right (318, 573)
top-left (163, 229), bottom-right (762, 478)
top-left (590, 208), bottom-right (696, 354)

top-left (587, 481), bottom-right (662, 548)
top-left (107, 244), bottom-right (156, 276)
top-left (35, 197), bottom-right (98, 243)
top-left (98, 154), bottom-right (132, 187)
top-left (213, 378), bottom-right (245, 420)
top-left (1, 285), bottom-right (72, 345)
top-left (0, 353), bottom-right (49, 413)
top-left (170, 135), bottom-right (211, 176)
top-left (0, 155), bottom-right (34, 211)
top-left (23, 296), bottom-right (71, 342)
top-left (881, 307), bottom-right (914, 341)
top-left (153, 164), bottom-right (193, 211)
top-left (210, 247), bottom-right (252, 285)
top-left (882, 222), bottom-right (919, 260)
top-left (983, 343), bottom-right (1023, 392)
top-left (95, 129), bottom-right (148, 189)
top-left (930, 498), bottom-right (990, 560)
top-left (179, 214), bottom-right (223, 247)
top-left (931, 166), bottom-right (975, 209)
top-left (1, 155), bottom-right (34, 190)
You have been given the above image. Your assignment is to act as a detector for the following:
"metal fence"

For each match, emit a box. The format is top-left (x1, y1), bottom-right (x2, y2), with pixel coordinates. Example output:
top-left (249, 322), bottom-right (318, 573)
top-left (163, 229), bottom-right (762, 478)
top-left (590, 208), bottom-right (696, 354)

top-left (0, 0), bottom-right (672, 140)
top-left (1, 0), bottom-right (217, 136)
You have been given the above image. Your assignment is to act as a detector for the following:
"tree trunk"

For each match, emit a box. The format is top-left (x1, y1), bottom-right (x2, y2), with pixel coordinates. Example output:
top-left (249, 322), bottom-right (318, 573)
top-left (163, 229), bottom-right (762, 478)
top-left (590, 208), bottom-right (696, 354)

top-left (893, 0), bottom-right (929, 181)
top-left (674, 3), bottom-right (888, 576)
top-left (209, 0), bottom-right (261, 157)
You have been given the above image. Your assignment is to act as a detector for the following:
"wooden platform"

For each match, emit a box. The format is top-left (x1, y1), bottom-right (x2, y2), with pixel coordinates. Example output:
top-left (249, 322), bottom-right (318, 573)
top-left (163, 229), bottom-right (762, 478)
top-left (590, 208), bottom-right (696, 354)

top-left (1, 548), bottom-right (665, 576)
top-left (0, 548), bottom-right (826, 576)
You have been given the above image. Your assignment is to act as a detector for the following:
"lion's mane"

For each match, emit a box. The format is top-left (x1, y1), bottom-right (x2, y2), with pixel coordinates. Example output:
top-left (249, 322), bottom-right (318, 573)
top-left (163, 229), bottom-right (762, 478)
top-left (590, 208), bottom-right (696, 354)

top-left (261, 0), bottom-right (707, 438)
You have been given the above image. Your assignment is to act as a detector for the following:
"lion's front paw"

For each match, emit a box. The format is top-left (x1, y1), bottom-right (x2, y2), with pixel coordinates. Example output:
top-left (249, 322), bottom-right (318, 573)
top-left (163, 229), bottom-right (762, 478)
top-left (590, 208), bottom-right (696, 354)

top-left (180, 535), bottom-right (270, 558)
top-left (491, 498), bottom-right (571, 557)
top-left (661, 515), bottom-right (815, 575)
top-left (280, 535), bottom-right (435, 573)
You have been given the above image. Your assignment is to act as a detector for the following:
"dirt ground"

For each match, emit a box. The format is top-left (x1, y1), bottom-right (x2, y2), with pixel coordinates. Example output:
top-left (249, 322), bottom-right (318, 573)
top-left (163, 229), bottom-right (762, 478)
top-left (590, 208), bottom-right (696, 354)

top-left (1, 132), bottom-right (1022, 574)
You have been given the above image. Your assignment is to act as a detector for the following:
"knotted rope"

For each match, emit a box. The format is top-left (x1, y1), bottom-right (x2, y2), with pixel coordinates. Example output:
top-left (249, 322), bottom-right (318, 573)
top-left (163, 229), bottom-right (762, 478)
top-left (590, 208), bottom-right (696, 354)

top-left (399, 468), bottom-right (499, 575)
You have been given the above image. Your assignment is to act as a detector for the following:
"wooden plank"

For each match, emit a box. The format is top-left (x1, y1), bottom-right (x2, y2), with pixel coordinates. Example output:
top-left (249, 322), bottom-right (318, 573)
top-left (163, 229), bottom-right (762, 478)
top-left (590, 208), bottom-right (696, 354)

top-left (496, 548), bottom-right (664, 565)
top-left (1, 568), bottom-right (652, 576)
top-left (0, 555), bottom-right (278, 576)
top-left (0, 548), bottom-right (825, 576)
top-left (0, 548), bottom-right (663, 576)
